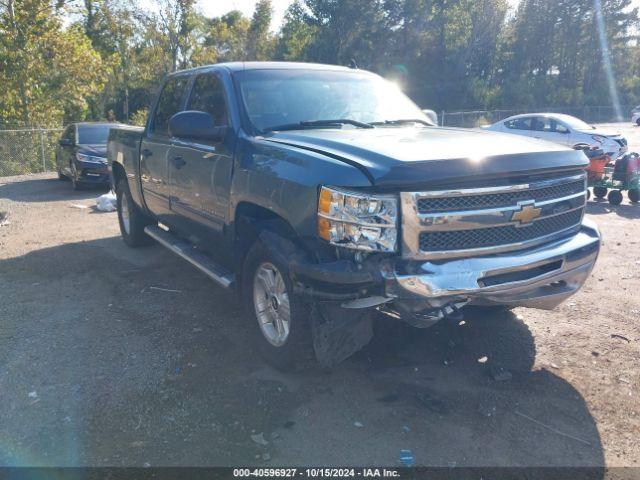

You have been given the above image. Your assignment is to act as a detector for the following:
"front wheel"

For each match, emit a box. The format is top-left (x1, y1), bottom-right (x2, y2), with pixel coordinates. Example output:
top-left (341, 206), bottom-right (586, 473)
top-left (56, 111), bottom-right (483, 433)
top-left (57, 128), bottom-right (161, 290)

top-left (593, 186), bottom-right (608, 198)
top-left (608, 189), bottom-right (623, 205)
top-left (116, 178), bottom-right (155, 247)
top-left (243, 240), bottom-right (315, 370)
top-left (629, 189), bottom-right (640, 203)
top-left (70, 163), bottom-right (82, 190)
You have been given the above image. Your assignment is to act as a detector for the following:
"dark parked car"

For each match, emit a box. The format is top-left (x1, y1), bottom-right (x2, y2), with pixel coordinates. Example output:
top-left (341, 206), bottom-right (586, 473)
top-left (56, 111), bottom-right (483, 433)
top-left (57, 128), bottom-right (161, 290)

top-left (56, 122), bottom-right (121, 189)
top-left (108, 62), bottom-right (600, 369)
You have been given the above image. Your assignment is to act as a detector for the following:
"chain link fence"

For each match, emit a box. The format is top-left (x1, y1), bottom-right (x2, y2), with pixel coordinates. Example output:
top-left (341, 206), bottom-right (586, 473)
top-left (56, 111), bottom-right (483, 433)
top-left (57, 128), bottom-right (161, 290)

top-left (0, 106), bottom-right (636, 177)
top-left (439, 105), bottom-right (636, 128)
top-left (0, 128), bottom-right (64, 177)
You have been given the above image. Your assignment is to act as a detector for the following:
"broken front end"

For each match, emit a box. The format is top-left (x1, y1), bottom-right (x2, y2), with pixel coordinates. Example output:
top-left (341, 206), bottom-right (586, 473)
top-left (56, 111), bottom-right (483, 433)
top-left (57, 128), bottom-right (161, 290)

top-left (292, 171), bottom-right (601, 329)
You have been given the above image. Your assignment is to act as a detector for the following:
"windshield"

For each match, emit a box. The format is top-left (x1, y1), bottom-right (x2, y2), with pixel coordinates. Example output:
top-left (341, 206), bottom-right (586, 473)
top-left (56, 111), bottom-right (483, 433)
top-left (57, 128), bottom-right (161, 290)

top-left (555, 115), bottom-right (593, 131)
top-left (235, 69), bottom-right (429, 132)
top-left (77, 124), bottom-right (113, 144)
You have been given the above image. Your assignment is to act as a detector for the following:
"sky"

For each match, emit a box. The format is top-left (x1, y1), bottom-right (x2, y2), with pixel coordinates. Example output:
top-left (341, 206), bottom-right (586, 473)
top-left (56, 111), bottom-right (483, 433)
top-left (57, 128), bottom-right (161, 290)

top-left (198, 0), bottom-right (640, 30)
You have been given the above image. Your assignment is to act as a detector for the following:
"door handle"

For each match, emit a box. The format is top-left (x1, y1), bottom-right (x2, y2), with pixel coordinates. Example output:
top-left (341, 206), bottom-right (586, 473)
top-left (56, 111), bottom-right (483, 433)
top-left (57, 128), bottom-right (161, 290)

top-left (171, 156), bottom-right (186, 169)
top-left (142, 149), bottom-right (153, 158)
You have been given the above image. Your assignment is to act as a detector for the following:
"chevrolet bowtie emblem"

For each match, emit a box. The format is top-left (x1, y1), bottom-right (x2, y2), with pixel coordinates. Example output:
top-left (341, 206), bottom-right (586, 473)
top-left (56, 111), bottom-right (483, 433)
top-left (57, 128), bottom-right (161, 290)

top-left (511, 204), bottom-right (542, 225)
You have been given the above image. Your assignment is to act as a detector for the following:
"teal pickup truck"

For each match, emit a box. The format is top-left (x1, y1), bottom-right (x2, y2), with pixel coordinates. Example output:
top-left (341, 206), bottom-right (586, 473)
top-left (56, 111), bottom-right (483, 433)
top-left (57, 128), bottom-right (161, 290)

top-left (108, 62), bottom-right (601, 368)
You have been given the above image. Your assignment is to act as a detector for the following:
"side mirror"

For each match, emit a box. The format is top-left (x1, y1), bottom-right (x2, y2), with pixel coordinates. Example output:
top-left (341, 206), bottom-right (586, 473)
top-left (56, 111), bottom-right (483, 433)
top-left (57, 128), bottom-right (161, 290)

top-left (169, 111), bottom-right (225, 142)
top-left (59, 138), bottom-right (73, 147)
top-left (422, 109), bottom-right (438, 125)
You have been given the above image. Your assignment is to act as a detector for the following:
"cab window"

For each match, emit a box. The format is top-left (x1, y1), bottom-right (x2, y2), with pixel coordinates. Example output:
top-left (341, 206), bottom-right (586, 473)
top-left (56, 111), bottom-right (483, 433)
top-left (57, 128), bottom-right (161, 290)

top-left (187, 73), bottom-right (229, 127)
top-left (152, 76), bottom-right (189, 136)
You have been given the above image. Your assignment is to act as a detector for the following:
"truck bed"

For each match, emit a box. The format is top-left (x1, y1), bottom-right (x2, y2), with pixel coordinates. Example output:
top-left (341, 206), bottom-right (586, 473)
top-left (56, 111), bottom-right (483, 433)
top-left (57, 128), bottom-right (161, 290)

top-left (107, 125), bottom-right (144, 166)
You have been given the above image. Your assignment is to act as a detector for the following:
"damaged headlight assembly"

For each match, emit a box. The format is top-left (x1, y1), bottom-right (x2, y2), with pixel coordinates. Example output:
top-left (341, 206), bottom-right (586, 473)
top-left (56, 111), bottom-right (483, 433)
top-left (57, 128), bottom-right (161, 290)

top-left (76, 153), bottom-right (106, 164)
top-left (317, 186), bottom-right (398, 252)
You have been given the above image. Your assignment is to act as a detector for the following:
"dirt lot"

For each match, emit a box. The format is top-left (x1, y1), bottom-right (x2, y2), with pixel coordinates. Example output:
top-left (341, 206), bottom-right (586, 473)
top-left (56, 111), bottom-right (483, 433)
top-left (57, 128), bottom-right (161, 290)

top-left (1, 123), bottom-right (639, 468)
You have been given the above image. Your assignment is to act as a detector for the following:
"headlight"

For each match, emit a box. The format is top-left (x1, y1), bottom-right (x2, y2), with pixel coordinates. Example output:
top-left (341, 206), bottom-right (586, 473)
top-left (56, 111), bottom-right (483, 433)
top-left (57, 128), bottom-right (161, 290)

top-left (317, 186), bottom-right (398, 252)
top-left (76, 153), bottom-right (106, 163)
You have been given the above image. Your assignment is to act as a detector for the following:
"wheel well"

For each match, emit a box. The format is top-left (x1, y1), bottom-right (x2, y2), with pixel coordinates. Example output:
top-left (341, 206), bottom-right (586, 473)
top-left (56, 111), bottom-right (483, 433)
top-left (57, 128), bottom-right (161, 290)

top-left (112, 162), bottom-right (126, 188)
top-left (234, 202), bottom-right (298, 269)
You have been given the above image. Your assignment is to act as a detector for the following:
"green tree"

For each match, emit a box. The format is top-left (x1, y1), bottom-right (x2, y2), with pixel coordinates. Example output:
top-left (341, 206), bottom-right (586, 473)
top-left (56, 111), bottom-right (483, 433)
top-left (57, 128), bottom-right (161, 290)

top-left (0, 0), bottom-right (107, 127)
top-left (247, 0), bottom-right (275, 60)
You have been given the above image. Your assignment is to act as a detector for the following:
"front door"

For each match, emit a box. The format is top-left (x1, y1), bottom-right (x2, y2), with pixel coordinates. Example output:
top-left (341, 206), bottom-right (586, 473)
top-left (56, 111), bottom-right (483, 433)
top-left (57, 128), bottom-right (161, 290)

top-left (531, 117), bottom-right (572, 146)
top-left (140, 75), bottom-right (189, 219)
top-left (168, 71), bottom-right (235, 246)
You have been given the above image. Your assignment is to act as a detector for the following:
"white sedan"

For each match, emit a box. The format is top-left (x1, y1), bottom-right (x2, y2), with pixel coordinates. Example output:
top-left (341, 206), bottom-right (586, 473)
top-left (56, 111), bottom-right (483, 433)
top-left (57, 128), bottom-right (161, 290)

top-left (485, 113), bottom-right (628, 158)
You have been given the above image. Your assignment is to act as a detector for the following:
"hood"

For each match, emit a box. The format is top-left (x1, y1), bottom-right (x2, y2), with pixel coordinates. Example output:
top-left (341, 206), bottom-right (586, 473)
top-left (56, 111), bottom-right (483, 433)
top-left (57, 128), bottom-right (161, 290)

top-left (77, 144), bottom-right (107, 157)
top-left (262, 126), bottom-right (588, 188)
top-left (576, 128), bottom-right (621, 138)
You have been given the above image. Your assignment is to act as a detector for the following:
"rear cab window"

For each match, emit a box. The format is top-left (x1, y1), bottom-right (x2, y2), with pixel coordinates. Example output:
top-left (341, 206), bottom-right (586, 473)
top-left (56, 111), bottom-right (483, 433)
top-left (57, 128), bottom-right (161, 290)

top-left (151, 75), bottom-right (190, 137)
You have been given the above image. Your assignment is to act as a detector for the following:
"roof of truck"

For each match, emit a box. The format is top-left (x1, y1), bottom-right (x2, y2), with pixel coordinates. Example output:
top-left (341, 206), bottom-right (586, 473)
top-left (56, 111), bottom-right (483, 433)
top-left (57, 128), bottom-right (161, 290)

top-left (171, 61), bottom-right (359, 76)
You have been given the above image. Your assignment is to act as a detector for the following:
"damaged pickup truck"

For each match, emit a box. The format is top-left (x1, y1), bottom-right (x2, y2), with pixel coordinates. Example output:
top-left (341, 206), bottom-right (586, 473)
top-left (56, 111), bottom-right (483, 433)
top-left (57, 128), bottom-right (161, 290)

top-left (108, 62), bottom-right (601, 369)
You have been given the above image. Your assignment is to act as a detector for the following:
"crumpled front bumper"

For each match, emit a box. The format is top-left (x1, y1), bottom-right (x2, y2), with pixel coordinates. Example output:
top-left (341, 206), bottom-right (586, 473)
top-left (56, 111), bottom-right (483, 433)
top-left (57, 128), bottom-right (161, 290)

top-left (387, 218), bottom-right (601, 310)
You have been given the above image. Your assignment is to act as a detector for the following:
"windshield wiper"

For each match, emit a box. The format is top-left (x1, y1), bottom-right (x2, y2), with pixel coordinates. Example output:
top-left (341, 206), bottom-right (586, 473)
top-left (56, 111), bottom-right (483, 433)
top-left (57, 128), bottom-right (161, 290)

top-left (264, 119), bottom-right (374, 132)
top-left (369, 119), bottom-right (435, 127)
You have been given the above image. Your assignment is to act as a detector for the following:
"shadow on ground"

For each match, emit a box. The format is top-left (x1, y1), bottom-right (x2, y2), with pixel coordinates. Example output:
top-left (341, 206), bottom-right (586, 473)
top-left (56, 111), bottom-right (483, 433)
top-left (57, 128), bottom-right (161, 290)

top-left (0, 235), bottom-right (604, 469)
top-left (0, 176), bottom-right (109, 203)
top-left (586, 198), bottom-right (640, 219)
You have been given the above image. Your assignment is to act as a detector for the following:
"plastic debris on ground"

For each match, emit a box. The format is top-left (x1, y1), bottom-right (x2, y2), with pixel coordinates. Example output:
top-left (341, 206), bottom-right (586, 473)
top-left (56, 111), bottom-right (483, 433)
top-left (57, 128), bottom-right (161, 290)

top-left (0, 211), bottom-right (10, 227)
top-left (96, 191), bottom-right (117, 212)
top-left (354, 421), bottom-right (364, 428)
top-left (399, 449), bottom-right (415, 467)
top-left (251, 433), bottom-right (269, 446)
top-left (149, 286), bottom-right (182, 293)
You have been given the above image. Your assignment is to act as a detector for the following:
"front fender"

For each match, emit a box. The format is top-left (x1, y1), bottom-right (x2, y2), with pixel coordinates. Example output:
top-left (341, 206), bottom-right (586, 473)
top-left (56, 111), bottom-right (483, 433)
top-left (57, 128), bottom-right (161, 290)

top-left (230, 136), bottom-right (372, 239)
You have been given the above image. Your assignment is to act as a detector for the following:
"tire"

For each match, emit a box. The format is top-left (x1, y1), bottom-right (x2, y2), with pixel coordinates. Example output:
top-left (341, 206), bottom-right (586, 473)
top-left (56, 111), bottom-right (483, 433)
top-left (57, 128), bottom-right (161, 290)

top-left (70, 162), bottom-right (82, 190)
top-left (636, 118), bottom-right (640, 127)
top-left (593, 186), bottom-right (608, 198)
top-left (608, 189), bottom-right (623, 205)
top-left (629, 189), bottom-right (640, 203)
top-left (115, 178), bottom-right (155, 247)
top-left (586, 189), bottom-right (591, 200)
top-left (57, 169), bottom-right (67, 180)
top-left (242, 239), bottom-right (315, 371)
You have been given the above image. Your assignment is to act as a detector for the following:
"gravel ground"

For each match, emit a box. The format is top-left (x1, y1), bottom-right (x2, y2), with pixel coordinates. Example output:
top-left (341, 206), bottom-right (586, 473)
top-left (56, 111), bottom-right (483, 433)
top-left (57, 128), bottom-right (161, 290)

top-left (0, 123), bottom-right (638, 468)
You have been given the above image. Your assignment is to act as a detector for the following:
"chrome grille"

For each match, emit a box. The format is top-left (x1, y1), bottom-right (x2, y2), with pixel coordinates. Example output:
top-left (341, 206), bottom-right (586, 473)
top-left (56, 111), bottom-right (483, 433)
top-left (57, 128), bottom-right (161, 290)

top-left (400, 173), bottom-right (587, 260)
top-left (419, 209), bottom-right (582, 252)
top-left (417, 180), bottom-right (585, 213)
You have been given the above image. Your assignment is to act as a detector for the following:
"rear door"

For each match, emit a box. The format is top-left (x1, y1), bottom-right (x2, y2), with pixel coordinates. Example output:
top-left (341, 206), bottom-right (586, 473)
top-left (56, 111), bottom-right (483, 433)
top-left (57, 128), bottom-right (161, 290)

top-left (140, 75), bottom-right (189, 218)
top-left (168, 71), bottom-right (235, 242)
top-left (503, 117), bottom-right (534, 137)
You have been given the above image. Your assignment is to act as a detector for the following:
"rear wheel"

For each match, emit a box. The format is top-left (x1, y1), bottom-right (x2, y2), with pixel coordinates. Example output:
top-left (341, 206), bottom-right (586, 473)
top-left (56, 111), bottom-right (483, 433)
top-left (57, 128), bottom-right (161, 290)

top-left (243, 239), bottom-right (315, 371)
top-left (629, 189), bottom-right (640, 203)
top-left (608, 189), bottom-right (623, 205)
top-left (116, 178), bottom-right (155, 247)
top-left (593, 186), bottom-right (608, 198)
